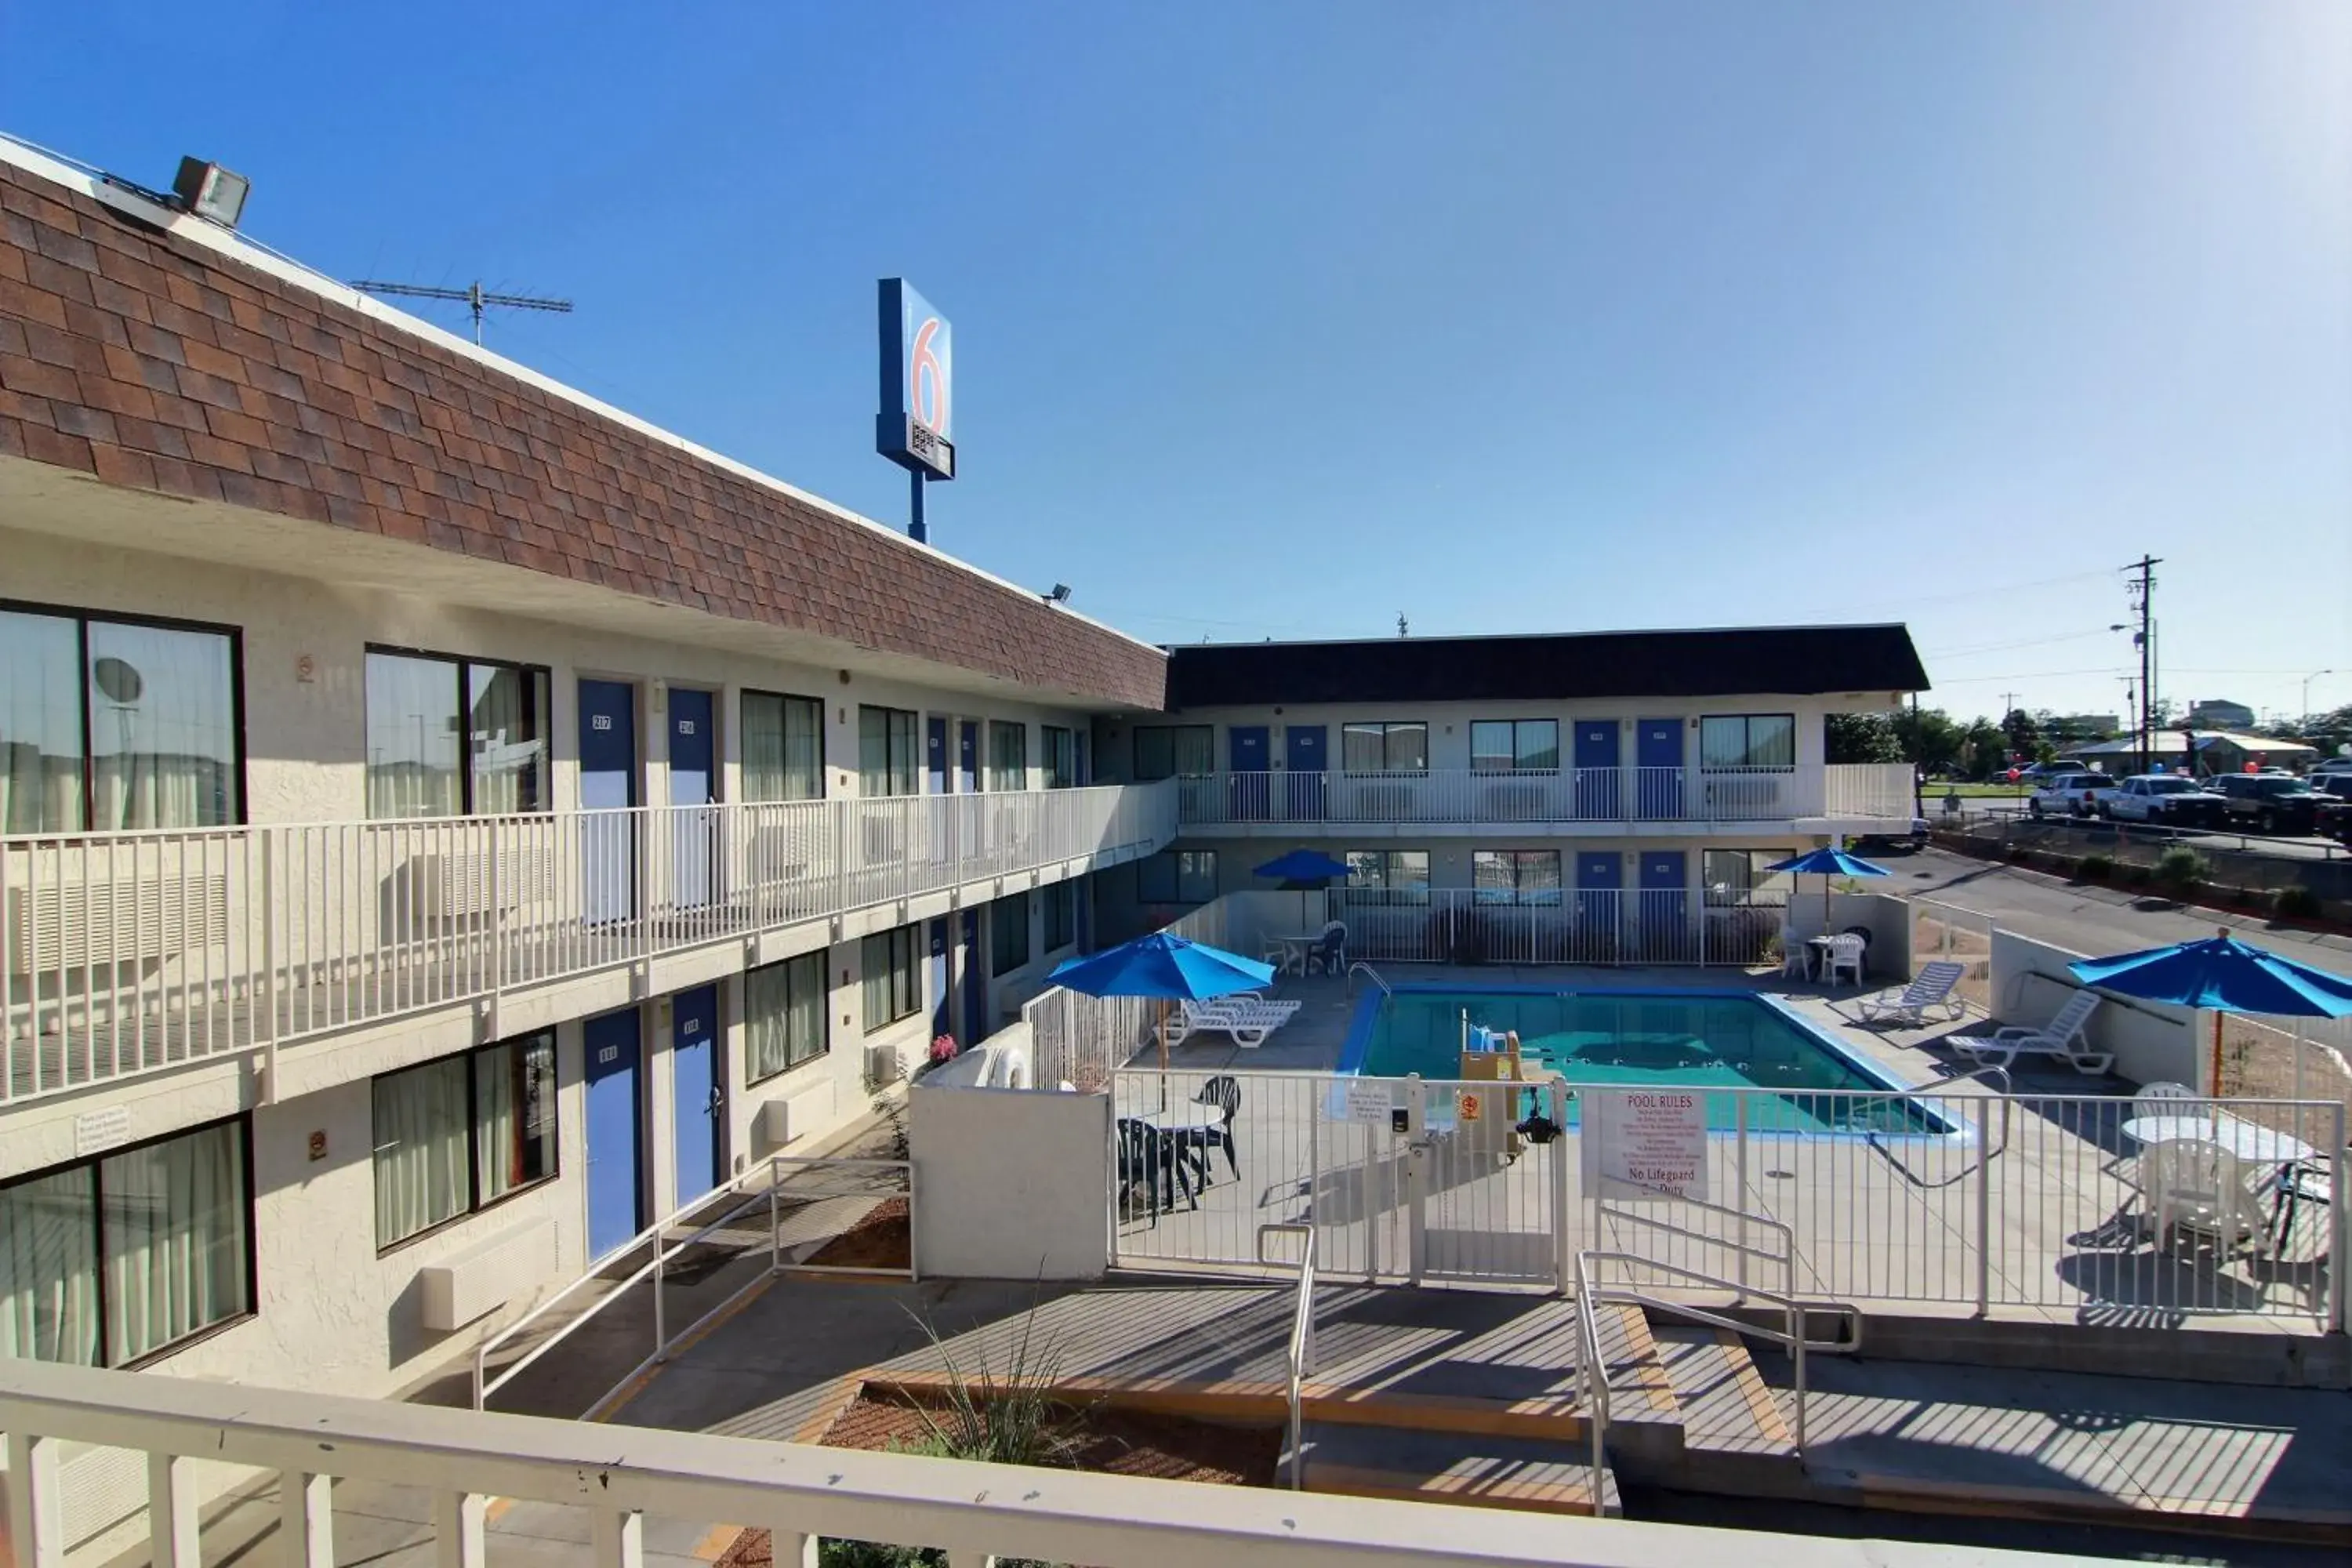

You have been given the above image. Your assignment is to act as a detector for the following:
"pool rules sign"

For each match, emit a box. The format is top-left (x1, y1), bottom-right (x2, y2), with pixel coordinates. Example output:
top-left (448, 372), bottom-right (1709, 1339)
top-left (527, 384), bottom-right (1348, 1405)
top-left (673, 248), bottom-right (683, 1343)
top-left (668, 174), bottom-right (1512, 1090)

top-left (1581, 1089), bottom-right (1708, 1200)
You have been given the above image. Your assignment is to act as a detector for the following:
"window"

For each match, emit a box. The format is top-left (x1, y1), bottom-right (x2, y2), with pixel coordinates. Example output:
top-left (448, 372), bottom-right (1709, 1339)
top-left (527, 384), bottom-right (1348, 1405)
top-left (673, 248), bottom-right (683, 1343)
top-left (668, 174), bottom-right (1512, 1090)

top-left (858, 706), bottom-right (919, 797)
top-left (372, 1032), bottom-right (558, 1249)
top-left (745, 951), bottom-right (827, 1083)
top-left (365, 648), bottom-right (550, 818)
top-left (989, 721), bottom-right (1028, 790)
top-left (1700, 714), bottom-right (1796, 771)
top-left (1041, 725), bottom-right (1079, 789)
top-left (1133, 724), bottom-right (1213, 781)
top-left (0, 602), bottom-right (242, 833)
top-left (1341, 721), bottom-right (1429, 775)
top-left (862, 924), bottom-right (921, 1031)
top-left (990, 893), bottom-right (1030, 976)
top-left (0, 1118), bottom-right (252, 1368)
top-left (742, 691), bottom-right (824, 801)
top-left (1470, 720), bottom-right (1559, 774)
top-left (1703, 850), bottom-right (1784, 906)
top-left (1473, 849), bottom-right (1563, 905)
top-left (1138, 849), bottom-right (1218, 904)
top-left (1044, 881), bottom-right (1078, 951)
top-left (1345, 849), bottom-right (1431, 904)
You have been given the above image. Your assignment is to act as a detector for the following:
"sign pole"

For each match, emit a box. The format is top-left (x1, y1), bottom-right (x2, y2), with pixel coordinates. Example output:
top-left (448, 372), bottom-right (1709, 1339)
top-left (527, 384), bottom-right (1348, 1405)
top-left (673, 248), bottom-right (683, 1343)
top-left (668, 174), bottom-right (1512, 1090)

top-left (909, 470), bottom-right (927, 545)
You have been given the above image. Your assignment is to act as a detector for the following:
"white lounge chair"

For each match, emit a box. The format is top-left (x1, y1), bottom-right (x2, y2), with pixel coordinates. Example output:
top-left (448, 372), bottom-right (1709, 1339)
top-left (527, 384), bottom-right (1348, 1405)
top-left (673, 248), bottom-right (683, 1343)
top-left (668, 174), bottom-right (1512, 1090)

top-left (1856, 960), bottom-right (1969, 1027)
top-left (1164, 996), bottom-right (1302, 1049)
top-left (1949, 990), bottom-right (2111, 1076)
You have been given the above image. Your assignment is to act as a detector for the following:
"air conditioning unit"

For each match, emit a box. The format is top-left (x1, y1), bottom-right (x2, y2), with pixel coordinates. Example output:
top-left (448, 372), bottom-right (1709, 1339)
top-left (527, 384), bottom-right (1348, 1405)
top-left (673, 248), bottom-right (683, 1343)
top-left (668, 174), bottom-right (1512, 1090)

top-left (865, 1040), bottom-right (903, 1088)
top-left (754, 1081), bottom-right (837, 1152)
top-left (419, 1217), bottom-right (554, 1331)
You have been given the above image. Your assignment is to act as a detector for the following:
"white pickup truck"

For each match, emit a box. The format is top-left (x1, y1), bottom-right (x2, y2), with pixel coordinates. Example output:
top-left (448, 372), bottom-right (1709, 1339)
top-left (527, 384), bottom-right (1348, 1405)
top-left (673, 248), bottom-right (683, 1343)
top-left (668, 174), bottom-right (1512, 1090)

top-left (2026, 771), bottom-right (2117, 818)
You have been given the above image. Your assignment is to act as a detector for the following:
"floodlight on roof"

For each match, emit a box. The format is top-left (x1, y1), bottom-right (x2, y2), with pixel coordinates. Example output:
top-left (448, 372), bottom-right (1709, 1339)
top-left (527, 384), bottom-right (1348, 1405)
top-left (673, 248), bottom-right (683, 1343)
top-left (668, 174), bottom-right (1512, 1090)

top-left (172, 158), bottom-right (250, 228)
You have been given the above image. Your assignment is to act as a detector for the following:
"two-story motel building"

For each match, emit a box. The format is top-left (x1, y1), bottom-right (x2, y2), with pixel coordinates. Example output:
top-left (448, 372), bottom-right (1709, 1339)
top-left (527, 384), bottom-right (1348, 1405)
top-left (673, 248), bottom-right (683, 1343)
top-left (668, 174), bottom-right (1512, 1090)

top-left (0, 125), bottom-right (1926, 1468)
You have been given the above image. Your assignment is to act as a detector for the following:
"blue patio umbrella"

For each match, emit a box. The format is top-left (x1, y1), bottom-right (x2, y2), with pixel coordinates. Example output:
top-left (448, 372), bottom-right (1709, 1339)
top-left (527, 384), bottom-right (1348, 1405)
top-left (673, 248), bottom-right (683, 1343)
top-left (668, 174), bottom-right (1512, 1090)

top-left (1051, 931), bottom-right (1276, 1092)
top-left (1765, 844), bottom-right (1893, 928)
top-left (2068, 927), bottom-right (2352, 1096)
top-left (1254, 848), bottom-right (1354, 927)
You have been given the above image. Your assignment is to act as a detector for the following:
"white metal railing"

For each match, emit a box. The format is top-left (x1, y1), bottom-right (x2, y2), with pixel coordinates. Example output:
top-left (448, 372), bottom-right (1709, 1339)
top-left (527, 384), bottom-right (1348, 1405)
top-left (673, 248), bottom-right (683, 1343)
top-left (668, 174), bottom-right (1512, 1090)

top-left (1173, 764), bottom-right (1914, 827)
top-left (1256, 1221), bottom-right (1318, 1490)
top-left (1109, 1068), bottom-right (2348, 1327)
top-left (475, 1154), bottom-right (913, 1412)
top-left (1328, 887), bottom-right (1790, 968)
top-left (1, 782), bottom-right (1174, 1104)
top-left (0, 1358), bottom-right (2073, 1568)
top-left (1579, 1248), bottom-right (1811, 1453)
top-left (1570, 1250), bottom-right (1610, 1509)
top-left (1024, 895), bottom-right (1240, 1091)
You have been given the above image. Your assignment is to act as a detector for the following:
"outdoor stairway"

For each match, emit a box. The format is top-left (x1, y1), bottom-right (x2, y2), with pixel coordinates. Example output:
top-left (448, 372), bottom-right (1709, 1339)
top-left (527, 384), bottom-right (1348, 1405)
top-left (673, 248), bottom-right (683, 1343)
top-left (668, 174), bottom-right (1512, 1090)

top-left (1643, 1323), bottom-right (1806, 1497)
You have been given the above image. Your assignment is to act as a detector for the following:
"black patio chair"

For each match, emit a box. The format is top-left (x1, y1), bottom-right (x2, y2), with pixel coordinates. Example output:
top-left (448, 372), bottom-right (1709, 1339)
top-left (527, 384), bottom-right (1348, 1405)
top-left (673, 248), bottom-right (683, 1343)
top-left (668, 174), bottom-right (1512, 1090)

top-left (1191, 1073), bottom-right (1242, 1178)
top-left (1116, 1116), bottom-right (1196, 1221)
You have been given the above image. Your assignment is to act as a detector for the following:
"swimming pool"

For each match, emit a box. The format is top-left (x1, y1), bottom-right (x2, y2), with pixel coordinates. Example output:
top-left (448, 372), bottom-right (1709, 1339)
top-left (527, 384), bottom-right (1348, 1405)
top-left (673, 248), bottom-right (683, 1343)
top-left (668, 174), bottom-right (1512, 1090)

top-left (1341, 986), bottom-right (1961, 1137)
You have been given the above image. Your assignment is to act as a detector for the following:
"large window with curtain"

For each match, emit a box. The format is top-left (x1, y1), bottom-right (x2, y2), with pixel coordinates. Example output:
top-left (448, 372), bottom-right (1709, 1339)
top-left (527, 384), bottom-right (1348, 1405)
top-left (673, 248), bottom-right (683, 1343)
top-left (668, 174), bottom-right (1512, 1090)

top-left (988, 721), bottom-right (1029, 791)
top-left (1040, 726), bottom-right (1079, 789)
top-left (1703, 849), bottom-right (1784, 907)
top-left (1470, 720), bottom-right (1559, 774)
top-left (1131, 724), bottom-right (1212, 781)
top-left (1699, 714), bottom-right (1796, 771)
top-left (0, 1117), bottom-right (252, 1368)
top-left (745, 951), bottom-right (827, 1083)
top-left (372, 1031), bottom-right (557, 1249)
top-left (1472, 849), bottom-right (1563, 905)
top-left (858, 706), bottom-right (919, 797)
top-left (364, 648), bottom-right (550, 818)
top-left (1346, 849), bottom-right (1432, 904)
top-left (862, 924), bottom-right (921, 1032)
top-left (0, 602), bottom-right (242, 833)
top-left (742, 690), bottom-right (824, 801)
top-left (1341, 721), bottom-right (1429, 775)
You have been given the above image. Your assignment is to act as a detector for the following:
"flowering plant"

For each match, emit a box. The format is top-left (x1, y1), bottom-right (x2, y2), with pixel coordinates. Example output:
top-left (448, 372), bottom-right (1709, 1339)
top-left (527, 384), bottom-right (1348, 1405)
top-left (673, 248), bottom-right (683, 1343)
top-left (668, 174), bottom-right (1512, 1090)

top-left (929, 1034), bottom-right (960, 1065)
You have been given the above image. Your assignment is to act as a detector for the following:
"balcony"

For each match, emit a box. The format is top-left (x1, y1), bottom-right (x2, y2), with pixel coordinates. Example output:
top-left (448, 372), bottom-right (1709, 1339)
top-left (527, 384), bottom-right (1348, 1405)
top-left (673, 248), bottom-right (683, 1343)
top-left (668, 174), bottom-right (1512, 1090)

top-left (1173, 764), bottom-right (1915, 833)
top-left (1, 782), bottom-right (1174, 1105)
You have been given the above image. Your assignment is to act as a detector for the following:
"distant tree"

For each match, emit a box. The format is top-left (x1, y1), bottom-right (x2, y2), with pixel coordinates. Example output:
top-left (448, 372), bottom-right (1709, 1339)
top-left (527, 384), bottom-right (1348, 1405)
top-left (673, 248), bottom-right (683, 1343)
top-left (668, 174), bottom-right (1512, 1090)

top-left (2304, 703), bottom-right (2352, 759)
top-left (1890, 706), bottom-right (1964, 775)
top-left (1961, 717), bottom-right (2006, 779)
top-left (2002, 708), bottom-right (2041, 759)
top-left (1825, 713), bottom-right (1904, 765)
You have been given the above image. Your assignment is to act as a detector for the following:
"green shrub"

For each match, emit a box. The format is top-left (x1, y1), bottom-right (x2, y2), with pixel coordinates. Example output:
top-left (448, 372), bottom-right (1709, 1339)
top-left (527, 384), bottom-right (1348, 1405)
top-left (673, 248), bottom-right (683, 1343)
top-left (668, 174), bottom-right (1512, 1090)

top-left (2118, 862), bottom-right (2154, 887)
top-left (2276, 885), bottom-right (2323, 920)
top-left (2154, 846), bottom-right (2208, 892)
top-left (2077, 854), bottom-right (2114, 880)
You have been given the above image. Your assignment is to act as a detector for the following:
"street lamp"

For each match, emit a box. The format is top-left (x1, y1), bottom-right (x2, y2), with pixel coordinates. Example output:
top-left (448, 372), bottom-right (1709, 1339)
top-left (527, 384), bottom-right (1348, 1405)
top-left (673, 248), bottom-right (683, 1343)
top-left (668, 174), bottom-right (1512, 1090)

top-left (2303, 670), bottom-right (2336, 723)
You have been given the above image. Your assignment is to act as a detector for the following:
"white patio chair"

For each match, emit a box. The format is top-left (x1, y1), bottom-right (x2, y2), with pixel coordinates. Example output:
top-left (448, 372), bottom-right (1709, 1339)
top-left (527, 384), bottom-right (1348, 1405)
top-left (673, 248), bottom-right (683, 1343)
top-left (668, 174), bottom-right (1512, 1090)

top-left (1824, 933), bottom-right (1866, 987)
top-left (1779, 926), bottom-right (1809, 980)
top-left (1950, 990), bottom-right (2112, 1076)
top-left (2132, 1081), bottom-right (2199, 1119)
top-left (1855, 960), bottom-right (1968, 1026)
top-left (2141, 1139), bottom-right (2270, 1254)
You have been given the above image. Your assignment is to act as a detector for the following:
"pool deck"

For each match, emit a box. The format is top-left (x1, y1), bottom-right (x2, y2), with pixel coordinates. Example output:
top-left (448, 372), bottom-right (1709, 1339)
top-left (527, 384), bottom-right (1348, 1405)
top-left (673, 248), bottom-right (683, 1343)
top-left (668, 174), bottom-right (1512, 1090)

top-left (1120, 965), bottom-right (2336, 1334)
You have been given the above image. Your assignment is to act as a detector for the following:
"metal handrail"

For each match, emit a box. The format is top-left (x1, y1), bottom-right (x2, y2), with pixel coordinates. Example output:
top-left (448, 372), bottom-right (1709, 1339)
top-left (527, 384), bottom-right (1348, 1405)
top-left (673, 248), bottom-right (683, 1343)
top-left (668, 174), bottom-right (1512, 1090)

top-left (1580, 1250), bottom-right (1810, 1453)
top-left (1258, 1221), bottom-right (1317, 1489)
top-left (1570, 1250), bottom-right (1610, 1508)
top-left (1345, 960), bottom-right (1392, 1000)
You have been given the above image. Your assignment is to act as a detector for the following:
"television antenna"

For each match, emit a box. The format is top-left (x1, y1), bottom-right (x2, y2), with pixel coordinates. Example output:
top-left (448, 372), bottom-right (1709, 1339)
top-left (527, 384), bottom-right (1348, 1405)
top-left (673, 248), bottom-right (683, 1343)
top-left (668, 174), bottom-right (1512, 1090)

top-left (350, 278), bottom-right (572, 345)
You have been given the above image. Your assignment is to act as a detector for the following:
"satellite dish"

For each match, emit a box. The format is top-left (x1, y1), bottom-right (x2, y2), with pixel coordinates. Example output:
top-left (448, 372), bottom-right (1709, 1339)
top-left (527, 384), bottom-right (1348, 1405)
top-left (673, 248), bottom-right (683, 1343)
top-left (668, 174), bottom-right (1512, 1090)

top-left (92, 657), bottom-right (144, 705)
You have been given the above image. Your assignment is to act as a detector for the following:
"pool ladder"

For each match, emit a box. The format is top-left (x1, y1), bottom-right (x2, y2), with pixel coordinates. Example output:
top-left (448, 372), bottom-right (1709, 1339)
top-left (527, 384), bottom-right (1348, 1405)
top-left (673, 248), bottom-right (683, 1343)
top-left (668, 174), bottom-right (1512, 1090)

top-left (1345, 960), bottom-right (1392, 1000)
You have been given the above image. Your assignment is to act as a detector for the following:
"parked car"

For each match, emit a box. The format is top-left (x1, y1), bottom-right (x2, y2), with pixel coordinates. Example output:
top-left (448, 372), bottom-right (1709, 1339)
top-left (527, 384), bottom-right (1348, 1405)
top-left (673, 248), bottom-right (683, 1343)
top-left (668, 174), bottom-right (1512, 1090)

top-left (2102, 774), bottom-right (2227, 827)
top-left (2310, 773), bottom-right (2352, 845)
top-left (2027, 772), bottom-right (2117, 818)
top-left (1854, 817), bottom-right (1931, 852)
top-left (2209, 772), bottom-right (2325, 836)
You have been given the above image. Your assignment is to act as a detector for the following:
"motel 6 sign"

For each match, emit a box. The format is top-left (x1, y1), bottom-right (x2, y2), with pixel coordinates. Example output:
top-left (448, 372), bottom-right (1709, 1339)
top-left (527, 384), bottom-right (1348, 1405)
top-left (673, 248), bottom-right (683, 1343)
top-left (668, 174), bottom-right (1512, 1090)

top-left (877, 278), bottom-right (954, 481)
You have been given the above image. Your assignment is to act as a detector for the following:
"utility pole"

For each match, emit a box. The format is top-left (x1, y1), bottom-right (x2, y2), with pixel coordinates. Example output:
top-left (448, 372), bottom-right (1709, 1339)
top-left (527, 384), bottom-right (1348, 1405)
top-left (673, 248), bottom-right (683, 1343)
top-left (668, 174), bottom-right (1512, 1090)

top-left (351, 279), bottom-right (573, 345)
top-left (2123, 555), bottom-right (2161, 775)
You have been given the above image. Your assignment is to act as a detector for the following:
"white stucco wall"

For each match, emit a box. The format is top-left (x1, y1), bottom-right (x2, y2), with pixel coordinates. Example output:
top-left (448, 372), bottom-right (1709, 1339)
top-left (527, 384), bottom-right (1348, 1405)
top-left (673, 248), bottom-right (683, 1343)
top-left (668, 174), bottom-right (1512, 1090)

top-left (1989, 930), bottom-right (2196, 1087)
top-left (908, 1083), bottom-right (1109, 1279)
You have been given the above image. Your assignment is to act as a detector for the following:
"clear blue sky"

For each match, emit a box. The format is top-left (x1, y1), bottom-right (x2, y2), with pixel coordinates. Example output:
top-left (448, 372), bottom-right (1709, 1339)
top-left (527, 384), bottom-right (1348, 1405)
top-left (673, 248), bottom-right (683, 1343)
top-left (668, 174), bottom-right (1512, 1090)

top-left (12, 1), bottom-right (2349, 723)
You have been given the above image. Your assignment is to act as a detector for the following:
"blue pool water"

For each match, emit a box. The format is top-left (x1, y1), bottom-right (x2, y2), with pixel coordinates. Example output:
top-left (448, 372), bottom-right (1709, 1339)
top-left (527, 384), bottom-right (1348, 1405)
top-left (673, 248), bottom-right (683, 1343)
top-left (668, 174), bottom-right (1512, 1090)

top-left (1343, 988), bottom-right (1958, 1136)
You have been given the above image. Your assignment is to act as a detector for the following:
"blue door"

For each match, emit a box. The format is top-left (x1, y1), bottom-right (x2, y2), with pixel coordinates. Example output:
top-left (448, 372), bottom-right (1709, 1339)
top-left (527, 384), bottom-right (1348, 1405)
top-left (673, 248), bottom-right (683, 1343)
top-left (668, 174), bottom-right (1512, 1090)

top-left (1573, 720), bottom-right (1621, 819)
top-left (1229, 725), bottom-right (1270, 821)
top-left (1575, 851), bottom-right (1623, 949)
top-left (579, 681), bottom-right (637, 923)
top-left (926, 717), bottom-right (949, 794)
top-left (1639, 851), bottom-right (1689, 960)
top-left (669, 689), bottom-right (716, 911)
top-left (958, 908), bottom-right (985, 1048)
top-left (1635, 718), bottom-right (1684, 820)
top-left (584, 1007), bottom-right (644, 1258)
top-left (927, 918), bottom-right (952, 1037)
top-left (956, 722), bottom-right (979, 794)
top-left (1283, 725), bottom-right (1327, 820)
top-left (670, 985), bottom-right (720, 1205)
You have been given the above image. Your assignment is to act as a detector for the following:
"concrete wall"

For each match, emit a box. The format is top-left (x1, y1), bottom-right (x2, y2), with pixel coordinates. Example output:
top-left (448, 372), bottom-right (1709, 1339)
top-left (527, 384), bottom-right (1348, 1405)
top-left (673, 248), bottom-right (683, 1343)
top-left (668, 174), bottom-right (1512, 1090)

top-left (1988, 928), bottom-right (2198, 1087)
top-left (908, 1082), bottom-right (1110, 1280)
